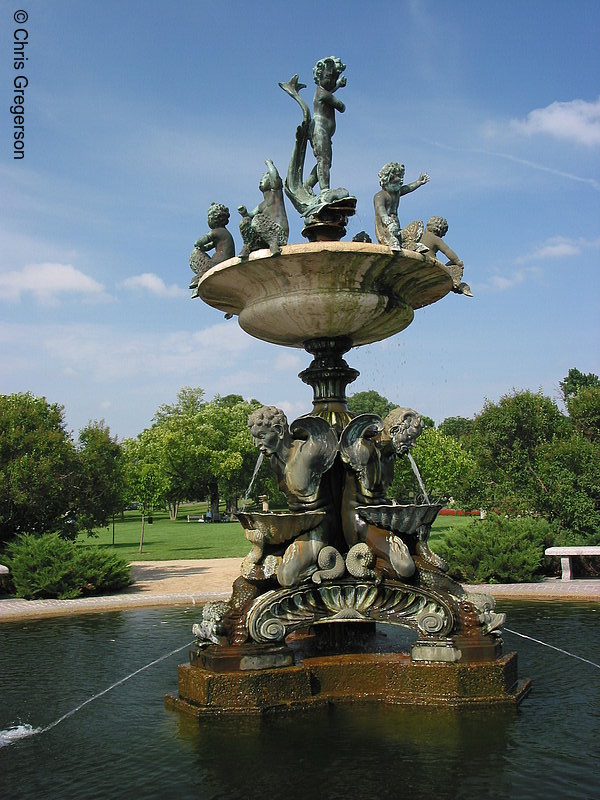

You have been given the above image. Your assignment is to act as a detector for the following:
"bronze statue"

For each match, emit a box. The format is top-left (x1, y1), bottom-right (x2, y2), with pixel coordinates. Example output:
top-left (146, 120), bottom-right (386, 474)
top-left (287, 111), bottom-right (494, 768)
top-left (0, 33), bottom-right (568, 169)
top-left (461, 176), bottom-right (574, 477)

top-left (421, 216), bottom-right (473, 296)
top-left (279, 58), bottom-right (356, 238)
top-left (189, 202), bottom-right (235, 297)
top-left (339, 414), bottom-right (415, 579)
top-left (373, 162), bottom-right (429, 251)
top-left (384, 406), bottom-right (424, 455)
top-left (238, 160), bottom-right (289, 258)
top-left (305, 56), bottom-right (347, 194)
top-left (246, 406), bottom-right (338, 587)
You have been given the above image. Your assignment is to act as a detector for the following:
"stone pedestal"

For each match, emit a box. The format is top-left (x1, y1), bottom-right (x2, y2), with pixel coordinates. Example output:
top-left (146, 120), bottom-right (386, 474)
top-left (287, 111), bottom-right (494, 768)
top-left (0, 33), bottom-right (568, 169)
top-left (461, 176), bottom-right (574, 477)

top-left (165, 650), bottom-right (531, 717)
top-left (191, 642), bottom-right (295, 673)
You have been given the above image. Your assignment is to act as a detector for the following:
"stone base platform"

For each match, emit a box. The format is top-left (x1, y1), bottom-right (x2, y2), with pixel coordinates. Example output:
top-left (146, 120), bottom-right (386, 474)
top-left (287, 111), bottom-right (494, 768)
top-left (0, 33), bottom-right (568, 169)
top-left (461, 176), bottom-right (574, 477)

top-left (165, 650), bottom-right (531, 717)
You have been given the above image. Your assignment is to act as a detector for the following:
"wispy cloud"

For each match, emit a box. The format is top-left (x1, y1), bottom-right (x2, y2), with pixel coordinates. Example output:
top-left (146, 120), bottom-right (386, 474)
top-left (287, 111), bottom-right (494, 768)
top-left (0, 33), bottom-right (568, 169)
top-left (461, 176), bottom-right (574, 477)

top-left (0, 263), bottom-right (111, 305)
top-left (510, 97), bottom-right (600, 147)
top-left (120, 272), bottom-right (187, 298)
top-left (479, 267), bottom-right (542, 292)
top-left (517, 235), bottom-right (600, 263)
top-left (425, 139), bottom-right (600, 191)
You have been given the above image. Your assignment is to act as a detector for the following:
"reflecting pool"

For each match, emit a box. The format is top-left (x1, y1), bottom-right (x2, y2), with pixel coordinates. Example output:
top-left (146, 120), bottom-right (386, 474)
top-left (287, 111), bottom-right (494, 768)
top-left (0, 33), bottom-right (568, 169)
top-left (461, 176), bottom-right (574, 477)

top-left (1, 602), bottom-right (598, 800)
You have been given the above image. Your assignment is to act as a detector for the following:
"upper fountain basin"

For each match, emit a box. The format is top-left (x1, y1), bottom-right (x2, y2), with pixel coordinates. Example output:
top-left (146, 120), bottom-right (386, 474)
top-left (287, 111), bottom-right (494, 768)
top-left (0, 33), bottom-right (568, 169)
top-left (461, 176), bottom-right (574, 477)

top-left (197, 242), bottom-right (454, 348)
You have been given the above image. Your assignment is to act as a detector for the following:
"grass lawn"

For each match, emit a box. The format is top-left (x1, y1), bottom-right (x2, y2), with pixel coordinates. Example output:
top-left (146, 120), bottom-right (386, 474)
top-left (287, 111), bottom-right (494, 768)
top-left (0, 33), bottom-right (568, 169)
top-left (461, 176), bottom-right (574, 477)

top-left (78, 504), bottom-right (477, 562)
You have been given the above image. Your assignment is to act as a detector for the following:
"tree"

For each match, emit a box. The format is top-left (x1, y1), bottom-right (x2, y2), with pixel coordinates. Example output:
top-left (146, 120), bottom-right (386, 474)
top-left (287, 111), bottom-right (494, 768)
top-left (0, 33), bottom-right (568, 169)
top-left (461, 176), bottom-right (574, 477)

top-left (76, 420), bottom-right (125, 533)
top-left (566, 385), bottom-right (600, 443)
top-left (152, 386), bottom-right (206, 424)
top-left (466, 389), bottom-right (569, 511)
top-left (535, 434), bottom-right (600, 542)
top-left (559, 368), bottom-right (600, 404)
top-left (122, 436), bottom-right (165, 553)
top-left (197, 395), bottom-right (262, 518)
top-left (0, 392), bottom-right (79, 543)
top-left (389, 427), bottom-right (476, 505)
top-left (347, 390), bottom-right (397, 419)
top-left (144, 412), bottom-right (209, 521)
top-left (438, 416), bottom-right (474, 442)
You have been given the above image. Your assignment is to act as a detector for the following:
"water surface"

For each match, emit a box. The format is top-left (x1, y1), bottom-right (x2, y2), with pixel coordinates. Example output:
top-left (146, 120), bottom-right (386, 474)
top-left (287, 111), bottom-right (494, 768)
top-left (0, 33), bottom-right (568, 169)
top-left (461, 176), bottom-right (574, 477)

top-left (0, 602), bottom-right (598, 800)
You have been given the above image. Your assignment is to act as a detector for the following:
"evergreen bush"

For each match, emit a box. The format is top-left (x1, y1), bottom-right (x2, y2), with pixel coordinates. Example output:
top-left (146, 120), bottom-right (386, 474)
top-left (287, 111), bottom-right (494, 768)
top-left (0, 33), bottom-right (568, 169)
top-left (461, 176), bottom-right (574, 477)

top-left (3, 533), bottom-right (131, 599)
top-left (435, 514), bottom-right (556, 584)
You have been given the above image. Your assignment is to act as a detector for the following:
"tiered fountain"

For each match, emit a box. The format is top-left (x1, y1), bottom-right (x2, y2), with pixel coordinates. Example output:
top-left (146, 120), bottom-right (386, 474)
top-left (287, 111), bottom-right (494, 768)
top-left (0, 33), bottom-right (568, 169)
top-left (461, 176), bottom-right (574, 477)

top-left (166, 57), bottom-right (530, 716)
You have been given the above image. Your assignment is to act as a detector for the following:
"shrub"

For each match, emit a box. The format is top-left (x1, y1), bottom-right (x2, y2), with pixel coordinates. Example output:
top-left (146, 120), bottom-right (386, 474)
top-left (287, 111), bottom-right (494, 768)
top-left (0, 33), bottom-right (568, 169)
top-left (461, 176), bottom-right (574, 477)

top-left (3, 533), bottom-right (131, 599)
top-left (435, 514), bottom-right (556, 584)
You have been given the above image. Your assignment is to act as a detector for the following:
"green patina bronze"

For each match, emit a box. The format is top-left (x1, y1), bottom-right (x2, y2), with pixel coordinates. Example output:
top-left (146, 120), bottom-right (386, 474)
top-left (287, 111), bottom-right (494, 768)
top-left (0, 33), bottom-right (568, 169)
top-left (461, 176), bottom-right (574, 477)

top-left (174, 59), bottom-right (525, 715)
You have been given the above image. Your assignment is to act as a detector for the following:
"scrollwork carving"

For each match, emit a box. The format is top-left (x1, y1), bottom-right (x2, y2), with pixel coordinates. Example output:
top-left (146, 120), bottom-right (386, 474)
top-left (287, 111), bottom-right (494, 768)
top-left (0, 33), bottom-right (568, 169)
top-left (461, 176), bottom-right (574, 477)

top-left (246, 580), bottom-right (455, 643)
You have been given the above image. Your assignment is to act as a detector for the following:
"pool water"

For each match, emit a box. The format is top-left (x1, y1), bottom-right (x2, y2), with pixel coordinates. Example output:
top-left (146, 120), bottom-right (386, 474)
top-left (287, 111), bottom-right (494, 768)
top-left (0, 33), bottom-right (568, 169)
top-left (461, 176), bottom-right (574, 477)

top-left (0, 601), bottom-right (598, 800)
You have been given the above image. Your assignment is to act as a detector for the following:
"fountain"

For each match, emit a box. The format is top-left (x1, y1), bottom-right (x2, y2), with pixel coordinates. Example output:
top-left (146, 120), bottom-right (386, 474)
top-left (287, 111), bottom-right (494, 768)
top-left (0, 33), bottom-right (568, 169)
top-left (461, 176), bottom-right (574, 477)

top-left (167, 57), bottom-right (530, 716)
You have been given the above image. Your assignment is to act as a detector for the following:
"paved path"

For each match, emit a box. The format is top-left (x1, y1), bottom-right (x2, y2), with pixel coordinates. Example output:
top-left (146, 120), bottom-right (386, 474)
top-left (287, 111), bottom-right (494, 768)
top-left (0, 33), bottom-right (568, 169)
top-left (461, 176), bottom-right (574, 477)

top-left (0, 559), bottom-right (598, 621)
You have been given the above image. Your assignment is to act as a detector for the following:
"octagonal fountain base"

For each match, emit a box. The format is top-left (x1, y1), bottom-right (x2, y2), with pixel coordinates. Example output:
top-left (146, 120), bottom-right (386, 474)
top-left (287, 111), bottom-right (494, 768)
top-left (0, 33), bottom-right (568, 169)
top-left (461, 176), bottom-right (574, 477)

top-left (165, 644), bottom-right (531, 716)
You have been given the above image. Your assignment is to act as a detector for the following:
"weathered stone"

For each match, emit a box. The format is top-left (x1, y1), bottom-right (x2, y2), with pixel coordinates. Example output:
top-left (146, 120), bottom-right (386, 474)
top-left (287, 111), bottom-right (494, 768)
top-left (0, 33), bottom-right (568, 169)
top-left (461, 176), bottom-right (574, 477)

top-left (196, 242), bottom-right (453, 347)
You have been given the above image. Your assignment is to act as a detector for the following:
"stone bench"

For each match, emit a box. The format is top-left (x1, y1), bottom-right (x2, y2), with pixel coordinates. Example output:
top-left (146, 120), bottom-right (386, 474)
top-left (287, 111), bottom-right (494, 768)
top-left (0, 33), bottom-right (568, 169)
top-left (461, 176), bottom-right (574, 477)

top-left (186, 515), bottom-right (205, 523)
top-left (0, 564), bottom-right (9, 591)
top-left (545, 547), bottom-right (600, 581)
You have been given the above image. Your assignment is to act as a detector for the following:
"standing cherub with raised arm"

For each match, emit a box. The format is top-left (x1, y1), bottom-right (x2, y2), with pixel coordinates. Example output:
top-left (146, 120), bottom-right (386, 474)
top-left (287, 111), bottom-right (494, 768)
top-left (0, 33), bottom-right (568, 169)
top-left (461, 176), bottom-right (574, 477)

top-left (304, 56), bottom-right (347, 195)
top-left (374, 162), bottom-right (429, 250)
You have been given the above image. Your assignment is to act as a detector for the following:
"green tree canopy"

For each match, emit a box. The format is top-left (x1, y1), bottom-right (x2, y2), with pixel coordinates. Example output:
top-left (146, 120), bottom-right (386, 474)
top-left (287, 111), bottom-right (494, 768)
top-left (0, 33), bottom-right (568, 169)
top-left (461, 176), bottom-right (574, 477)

top-left (152, 386), bottom-right (206, 424)
top-left (121, 436), bottom-right (166, 553)
top-left (347, 390), bottom-right (397, 419)
top-left (535, 434), bottom-right (600, 542)
top-left (130, 388), bottom-right (263, 521)
top-left (438, 416), bottom-right (474, 442)
top-left (566, 385), bottom-right (600, 443)
top-left (76, 420), bottom-right (125, 533)
top-left (0, 393), bottom-right (79, 543)
top-left (466, 389), bottom-right (569, 511)
top-left (390, 427), bottom-right (476, 505)
top-left (559, 368), bottom-right (600, 404)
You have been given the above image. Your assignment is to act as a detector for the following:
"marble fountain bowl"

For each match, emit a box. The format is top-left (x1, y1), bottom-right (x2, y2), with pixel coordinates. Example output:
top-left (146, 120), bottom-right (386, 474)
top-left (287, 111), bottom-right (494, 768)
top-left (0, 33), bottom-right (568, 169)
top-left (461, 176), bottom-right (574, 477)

top-left (197, 241), bottom-right (453, 347)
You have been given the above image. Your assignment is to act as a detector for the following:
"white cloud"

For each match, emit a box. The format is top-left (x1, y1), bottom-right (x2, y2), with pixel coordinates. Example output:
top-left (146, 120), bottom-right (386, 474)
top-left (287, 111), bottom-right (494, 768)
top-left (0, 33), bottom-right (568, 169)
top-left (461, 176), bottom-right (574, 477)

top-left (0, 262), bottom-right (110, 304)
top-left (517, 236), bottom-right (600, 263)
top-left (31, 321), bottom-right (250, 382)
top-left (479, 267), bottom-right (541, 292)
top-left (120, 272), bottom-right (187, 298)
top-left (510, 97), bottom-right (600, 147)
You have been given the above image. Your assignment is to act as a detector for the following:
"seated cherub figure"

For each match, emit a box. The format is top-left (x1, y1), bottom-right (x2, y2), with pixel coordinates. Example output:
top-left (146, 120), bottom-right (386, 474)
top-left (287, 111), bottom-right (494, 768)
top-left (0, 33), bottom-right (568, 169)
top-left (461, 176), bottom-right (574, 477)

top-left (421, 216), bottom-right (472, 296)
top-left (238, 160), bottom-right (289, 258)
top-left (374, 162), bottom-right (429, 251)
top-left (189, 203), bottom-right (235, 297)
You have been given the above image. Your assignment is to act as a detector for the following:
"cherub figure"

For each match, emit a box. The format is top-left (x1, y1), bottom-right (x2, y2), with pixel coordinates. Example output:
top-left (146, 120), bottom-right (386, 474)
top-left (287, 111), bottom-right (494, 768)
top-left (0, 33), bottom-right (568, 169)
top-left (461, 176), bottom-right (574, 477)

top-left (238, 160), bottom-right (289, 258)
top-left (304, 56), bottom-right (347, 195)
top-left (189, 202), bottom-right (235, 297)
top-left (247, 406), bottom-right (338, 587)
top-left (420, 216), bottom-right (473, 296)
top-left (340, 415), bottom-right (415, 580)
top-left (373, 162), bottom-right (429, 250)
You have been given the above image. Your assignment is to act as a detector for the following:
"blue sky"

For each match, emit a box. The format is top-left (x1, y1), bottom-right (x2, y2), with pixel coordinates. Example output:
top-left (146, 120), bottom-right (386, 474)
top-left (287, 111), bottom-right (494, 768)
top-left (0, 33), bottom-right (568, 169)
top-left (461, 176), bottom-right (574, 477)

top-left (1, 0), bottom-right (599, 439)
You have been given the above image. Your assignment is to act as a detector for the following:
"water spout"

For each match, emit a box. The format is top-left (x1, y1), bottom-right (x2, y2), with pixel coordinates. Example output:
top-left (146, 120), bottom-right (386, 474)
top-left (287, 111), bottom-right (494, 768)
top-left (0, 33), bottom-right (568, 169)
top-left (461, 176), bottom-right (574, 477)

top-left (0, 639), bottom-right (195, 748)
top-left (241, 452), bottom-right (264, 511)
top-left (407, 452), bottom-right (431, 505)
